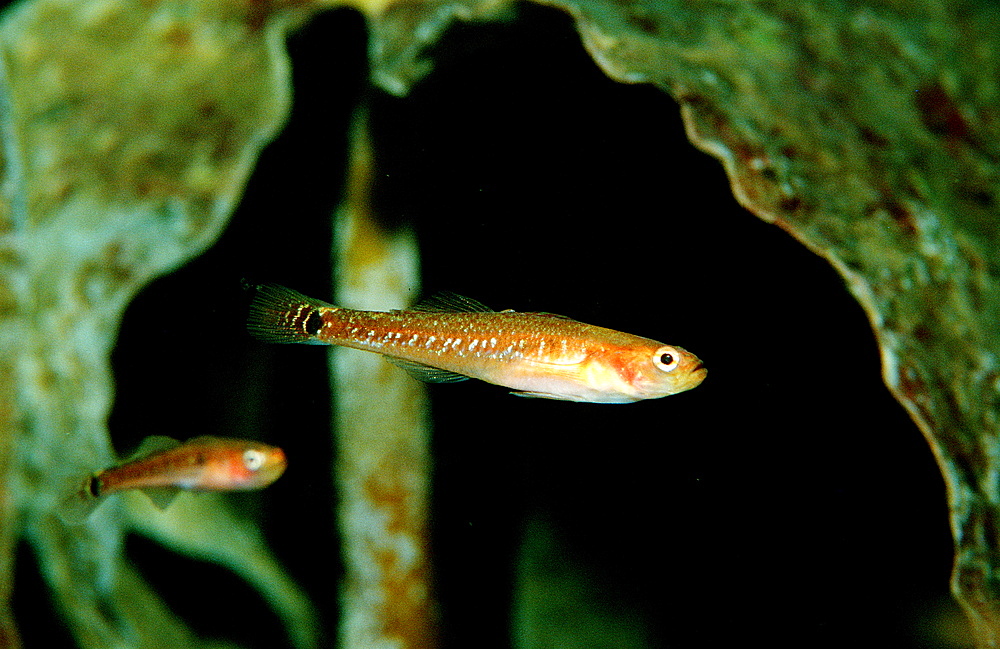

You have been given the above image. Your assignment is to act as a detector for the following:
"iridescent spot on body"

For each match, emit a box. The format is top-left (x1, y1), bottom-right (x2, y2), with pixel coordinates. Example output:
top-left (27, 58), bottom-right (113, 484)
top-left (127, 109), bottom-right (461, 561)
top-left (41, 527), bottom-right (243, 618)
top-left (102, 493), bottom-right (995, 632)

top-left (246, 283), bottom-right (707, 403)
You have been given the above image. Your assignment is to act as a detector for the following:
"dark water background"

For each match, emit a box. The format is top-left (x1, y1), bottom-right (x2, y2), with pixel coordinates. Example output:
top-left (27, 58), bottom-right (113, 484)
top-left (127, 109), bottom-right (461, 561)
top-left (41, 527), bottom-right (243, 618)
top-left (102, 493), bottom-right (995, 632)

top-left (16, 5), bottom-right (956, 648)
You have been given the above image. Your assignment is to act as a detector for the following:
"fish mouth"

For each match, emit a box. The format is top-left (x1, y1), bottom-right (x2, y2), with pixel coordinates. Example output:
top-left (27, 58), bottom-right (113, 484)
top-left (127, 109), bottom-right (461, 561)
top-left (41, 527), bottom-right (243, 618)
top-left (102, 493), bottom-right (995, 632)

top-left (688, 362), bottom-right (708, 389)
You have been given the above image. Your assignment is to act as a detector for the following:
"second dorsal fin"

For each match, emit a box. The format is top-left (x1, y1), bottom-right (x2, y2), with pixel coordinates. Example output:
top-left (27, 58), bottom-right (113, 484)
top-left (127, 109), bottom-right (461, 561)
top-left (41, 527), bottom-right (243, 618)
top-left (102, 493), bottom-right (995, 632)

top-left (123, 436), bottom-right (181, 463)
top-left (519, 311), bottom-right (576, 320)
top-left (407, 291), bottom-right (495, 314)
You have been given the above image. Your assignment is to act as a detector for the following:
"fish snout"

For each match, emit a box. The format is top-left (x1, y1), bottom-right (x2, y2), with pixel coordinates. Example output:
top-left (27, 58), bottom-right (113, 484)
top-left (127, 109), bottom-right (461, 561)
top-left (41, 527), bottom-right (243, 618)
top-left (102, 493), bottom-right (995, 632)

top-left (679, 356), bottom-right (707, 391)
top-left (269, 447), bottom-right (287, 467)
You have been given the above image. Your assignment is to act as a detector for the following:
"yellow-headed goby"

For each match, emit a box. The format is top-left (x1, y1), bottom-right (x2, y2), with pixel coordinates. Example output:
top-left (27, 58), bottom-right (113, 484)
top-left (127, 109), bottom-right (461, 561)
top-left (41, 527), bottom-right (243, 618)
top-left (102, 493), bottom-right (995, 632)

top-left (246, 283), bottom-right (706, 404)
top-left (60, 435), bottom-right (287, 522)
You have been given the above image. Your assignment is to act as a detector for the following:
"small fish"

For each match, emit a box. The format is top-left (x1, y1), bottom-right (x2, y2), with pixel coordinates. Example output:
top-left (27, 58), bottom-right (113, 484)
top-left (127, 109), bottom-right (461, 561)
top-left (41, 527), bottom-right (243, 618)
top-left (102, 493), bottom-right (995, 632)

top-left (60, 436), bottom-right (287, 522)
top-left (246, 283), bottom-right (707, 404)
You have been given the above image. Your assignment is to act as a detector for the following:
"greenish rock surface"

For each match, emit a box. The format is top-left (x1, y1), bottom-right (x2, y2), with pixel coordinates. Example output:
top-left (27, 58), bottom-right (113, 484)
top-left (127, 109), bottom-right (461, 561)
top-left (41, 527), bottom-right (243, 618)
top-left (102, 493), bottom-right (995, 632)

top-left (0, 0), bottom-right (319, 645)
top-left (5, 0), bottom-right (1000, 645)
top-left (365, 0), bottom-right (1000, 645)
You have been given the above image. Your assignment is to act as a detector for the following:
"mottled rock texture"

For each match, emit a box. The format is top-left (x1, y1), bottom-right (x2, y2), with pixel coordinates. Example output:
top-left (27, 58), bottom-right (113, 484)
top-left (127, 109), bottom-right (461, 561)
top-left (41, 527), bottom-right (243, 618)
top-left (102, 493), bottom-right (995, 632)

top-left (0, 0), bottom-right (319, 646)
top-left (5, 0), bottom-right (1000, 646)
top-left (365, 0), bottom-right (1000, 645)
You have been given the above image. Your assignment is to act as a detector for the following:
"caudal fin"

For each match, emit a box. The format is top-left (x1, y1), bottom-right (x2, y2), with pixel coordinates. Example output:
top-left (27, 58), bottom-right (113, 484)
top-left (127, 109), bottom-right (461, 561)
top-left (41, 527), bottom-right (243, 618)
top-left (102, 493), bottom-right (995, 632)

top-left (56, 475), bottom-right (103, 524)
top-left (245, 283), bottom-right (332, 344)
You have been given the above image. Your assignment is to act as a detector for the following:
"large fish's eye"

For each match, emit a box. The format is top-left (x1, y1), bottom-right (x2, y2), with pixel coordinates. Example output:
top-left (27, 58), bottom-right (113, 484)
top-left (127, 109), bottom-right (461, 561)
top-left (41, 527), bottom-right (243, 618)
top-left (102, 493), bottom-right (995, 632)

top-left (243, 449), bottom-right (266, 471)
top-left (653, 346), bottom-right (681, 372)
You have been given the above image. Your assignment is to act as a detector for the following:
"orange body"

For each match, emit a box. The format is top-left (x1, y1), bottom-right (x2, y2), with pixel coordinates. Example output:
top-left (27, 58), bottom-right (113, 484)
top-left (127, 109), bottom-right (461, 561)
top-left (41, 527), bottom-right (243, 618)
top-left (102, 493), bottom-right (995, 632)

top-left (94, 436), bottom-right (287, 497)
top-left (248, 284), bottom-right (706, 403)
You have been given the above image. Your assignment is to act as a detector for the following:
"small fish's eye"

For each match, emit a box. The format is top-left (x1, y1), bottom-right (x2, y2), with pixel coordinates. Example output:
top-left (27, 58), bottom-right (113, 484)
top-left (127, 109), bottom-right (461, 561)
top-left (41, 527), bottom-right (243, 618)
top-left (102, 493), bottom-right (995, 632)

top-left (243, 449), bottom-right (266, 471)
top-left (653, 346), bottom-right (681, 372)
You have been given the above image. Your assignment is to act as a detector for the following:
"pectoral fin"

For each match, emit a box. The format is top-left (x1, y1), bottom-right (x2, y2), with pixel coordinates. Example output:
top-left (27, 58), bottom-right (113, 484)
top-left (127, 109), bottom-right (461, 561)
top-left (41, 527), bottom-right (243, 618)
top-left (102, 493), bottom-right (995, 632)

top-left (140, 486), bottom-right (181, 509)
top-left (383, 356), bottom-right (471, 383)
top-left (510, 390), bottom-right (586, 402)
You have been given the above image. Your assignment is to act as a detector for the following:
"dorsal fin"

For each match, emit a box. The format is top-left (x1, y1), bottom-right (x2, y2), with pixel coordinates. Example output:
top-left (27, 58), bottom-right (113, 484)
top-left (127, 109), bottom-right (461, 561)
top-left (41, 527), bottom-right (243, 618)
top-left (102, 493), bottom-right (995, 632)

top-left (183, 435), bottom-right (223, 446)
top-left (520, 311), bottom-right (577, 320)
top-left (383, 356), bottom-right (471, 383)
top-left (123, 436), bottom-right (181, 463)
top-left (407, 291), bottom-right (494, 314)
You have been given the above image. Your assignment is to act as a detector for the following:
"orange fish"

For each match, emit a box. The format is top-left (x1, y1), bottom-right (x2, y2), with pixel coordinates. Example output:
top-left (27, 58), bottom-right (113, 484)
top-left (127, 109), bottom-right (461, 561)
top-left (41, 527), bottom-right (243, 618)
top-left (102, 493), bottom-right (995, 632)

top-left (61, 436), bottom-right (287, 521)
top-left (247, 284), bottom-right (706, 403)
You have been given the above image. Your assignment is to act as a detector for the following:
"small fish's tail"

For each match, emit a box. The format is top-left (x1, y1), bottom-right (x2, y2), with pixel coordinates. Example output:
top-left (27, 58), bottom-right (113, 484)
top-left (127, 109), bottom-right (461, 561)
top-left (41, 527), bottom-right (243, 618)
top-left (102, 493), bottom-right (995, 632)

top-left (56, 474), bottom-right (104, 524)
top-left (245, 283), bottom-right (333, 344)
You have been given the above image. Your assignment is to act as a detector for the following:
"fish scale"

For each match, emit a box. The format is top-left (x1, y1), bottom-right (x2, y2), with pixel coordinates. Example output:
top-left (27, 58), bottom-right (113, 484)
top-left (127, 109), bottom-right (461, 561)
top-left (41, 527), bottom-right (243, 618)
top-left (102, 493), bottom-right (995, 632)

top-left (59, 436), bottom-right (287, 523)
top-left (247, 283), bottom-right (707, 404)
top-left (318, 310), bottom-right (592, 364)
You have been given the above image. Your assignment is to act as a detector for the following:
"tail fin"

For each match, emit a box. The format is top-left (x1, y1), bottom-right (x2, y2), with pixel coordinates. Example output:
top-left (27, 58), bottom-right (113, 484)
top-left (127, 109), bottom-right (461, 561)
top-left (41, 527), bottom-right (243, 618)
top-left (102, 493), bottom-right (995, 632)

top-left (245, 283), bottom-right (332, 344)
top-left (56, 474), bottom-right (104, 524)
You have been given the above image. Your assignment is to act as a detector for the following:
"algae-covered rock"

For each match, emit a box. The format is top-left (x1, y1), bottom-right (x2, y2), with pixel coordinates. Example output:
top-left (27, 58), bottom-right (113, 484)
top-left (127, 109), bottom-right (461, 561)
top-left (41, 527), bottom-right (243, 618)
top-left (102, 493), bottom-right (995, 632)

top-left (362, 0), bottom-right (1000, 645)
top-left (0, 0), bottom-right (321, 645)
top-left (5, 0), bottom-right (1000, 645)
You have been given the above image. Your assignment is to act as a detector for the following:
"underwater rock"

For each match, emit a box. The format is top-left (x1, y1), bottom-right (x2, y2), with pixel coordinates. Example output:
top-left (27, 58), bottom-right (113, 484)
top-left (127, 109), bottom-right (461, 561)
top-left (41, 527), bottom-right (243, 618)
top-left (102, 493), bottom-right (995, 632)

top-left (551, 3), bottom-right (1000, 645)
top-left (362, 0), bottom-right (1000, 645)
top-left (5, 0), bottom-right (998, 644)
top-left (332, 114), bottom-right (437, 649)
top-left (359, 0), bottom-right (510, 95)
top-left (0, 0), bottom-right (319, 645)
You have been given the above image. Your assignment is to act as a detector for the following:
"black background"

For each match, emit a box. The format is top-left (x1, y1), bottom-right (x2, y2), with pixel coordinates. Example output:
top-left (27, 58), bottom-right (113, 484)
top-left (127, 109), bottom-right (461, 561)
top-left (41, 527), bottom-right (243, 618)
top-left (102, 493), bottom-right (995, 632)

top-left (16, 5), bottom-right (960, 648)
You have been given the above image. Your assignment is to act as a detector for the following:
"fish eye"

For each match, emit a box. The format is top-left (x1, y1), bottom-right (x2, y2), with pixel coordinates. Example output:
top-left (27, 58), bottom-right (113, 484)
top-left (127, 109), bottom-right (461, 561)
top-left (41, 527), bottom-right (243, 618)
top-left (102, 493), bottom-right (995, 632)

top-left (243, 449), bottom-right (266, 471)
top-left (653, 346), bottom-right (680, 372)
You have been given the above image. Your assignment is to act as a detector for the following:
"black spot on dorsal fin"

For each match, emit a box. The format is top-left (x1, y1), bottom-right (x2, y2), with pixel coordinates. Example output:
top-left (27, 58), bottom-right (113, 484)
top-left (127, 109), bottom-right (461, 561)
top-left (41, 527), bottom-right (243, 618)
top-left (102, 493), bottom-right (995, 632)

top-left (407, 291), bottom-right (495, 314)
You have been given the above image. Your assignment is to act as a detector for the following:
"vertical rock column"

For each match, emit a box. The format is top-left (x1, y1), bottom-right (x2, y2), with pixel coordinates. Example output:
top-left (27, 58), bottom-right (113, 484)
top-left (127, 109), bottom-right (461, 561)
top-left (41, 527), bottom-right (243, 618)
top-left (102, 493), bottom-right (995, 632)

top-left (332, 114), bottom-right (437, 649)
